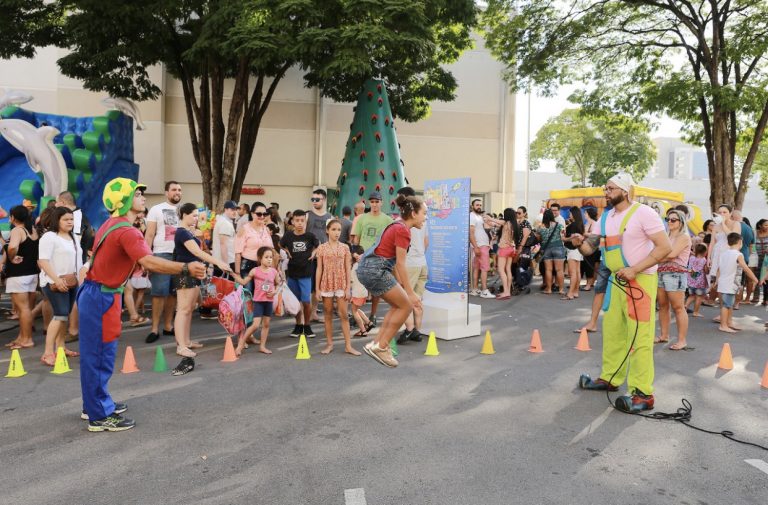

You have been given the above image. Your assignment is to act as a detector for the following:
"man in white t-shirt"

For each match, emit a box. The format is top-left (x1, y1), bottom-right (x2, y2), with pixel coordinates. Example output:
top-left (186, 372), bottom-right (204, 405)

top-left (144, 181), bottom-right (182, 343)
top-left (469, 198), bottom-right (494, 298)
top-left (213, 200), bottom-right (238, 274)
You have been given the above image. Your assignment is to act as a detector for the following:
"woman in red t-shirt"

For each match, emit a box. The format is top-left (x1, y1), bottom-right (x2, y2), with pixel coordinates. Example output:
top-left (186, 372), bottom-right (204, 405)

top-left (357, 194), bottom-right (427, 368)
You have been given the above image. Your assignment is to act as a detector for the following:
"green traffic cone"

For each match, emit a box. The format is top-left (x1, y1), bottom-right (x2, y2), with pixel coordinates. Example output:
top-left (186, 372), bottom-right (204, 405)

top-left (153, 346), bottom-right (167, 372)
top-left (390, 338), bottom-right (399, 357)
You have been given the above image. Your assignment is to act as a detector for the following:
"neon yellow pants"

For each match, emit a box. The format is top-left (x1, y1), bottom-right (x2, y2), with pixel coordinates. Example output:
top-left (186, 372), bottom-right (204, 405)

top-left (600, 272), bottom-right (657, 395)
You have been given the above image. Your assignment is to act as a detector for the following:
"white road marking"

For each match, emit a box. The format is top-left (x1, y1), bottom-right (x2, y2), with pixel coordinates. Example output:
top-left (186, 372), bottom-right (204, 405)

top-left (745, 459), bottom-right (768, 476)
top-left (344, 488), bottom-right (367, 505)
top-left (568, 407), bottom-right (614, 445)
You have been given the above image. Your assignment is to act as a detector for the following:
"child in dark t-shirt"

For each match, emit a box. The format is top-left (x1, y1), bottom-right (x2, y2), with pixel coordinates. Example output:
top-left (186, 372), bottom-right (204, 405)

top-left (279, 209), bottom-right (319, 338)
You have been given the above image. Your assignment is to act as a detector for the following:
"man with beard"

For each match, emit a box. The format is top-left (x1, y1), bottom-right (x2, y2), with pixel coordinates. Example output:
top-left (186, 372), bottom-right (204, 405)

top-left (469, 198), bottom-right (495, 298)
top-left (569, 173), bottom-right (671, 412)
top-left (144, 181), bottom-right (182, 343)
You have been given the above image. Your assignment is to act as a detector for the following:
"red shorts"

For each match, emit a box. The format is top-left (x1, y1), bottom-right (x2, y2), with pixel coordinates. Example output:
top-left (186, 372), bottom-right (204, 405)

top-left (497, 246), bottom-right (516, 259)
top-left (473, 246), bottom-right (491, 272)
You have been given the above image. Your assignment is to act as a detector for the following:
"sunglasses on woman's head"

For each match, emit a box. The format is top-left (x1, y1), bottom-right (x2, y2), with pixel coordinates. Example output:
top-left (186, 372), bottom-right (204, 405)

top-left (253, 212), bottom-right (268, 217)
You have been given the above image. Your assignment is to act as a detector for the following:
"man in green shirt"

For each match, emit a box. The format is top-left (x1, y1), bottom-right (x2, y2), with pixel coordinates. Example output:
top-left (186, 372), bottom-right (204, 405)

top-left (353, 191), bottom-right (393, 324)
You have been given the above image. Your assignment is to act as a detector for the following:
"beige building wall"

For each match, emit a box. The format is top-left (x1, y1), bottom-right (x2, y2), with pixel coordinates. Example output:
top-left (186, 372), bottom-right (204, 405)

top-left (0, 36), bottom-right (516, 214)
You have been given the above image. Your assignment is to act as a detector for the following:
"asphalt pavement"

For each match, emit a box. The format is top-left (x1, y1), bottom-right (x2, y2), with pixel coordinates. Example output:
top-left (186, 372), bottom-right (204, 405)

top-left (1, 287), bottom-right (767, 505)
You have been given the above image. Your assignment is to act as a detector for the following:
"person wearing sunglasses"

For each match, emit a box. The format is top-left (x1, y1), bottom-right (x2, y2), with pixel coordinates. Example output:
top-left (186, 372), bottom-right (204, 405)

top-left (655, 209), bottom-right (692, 350)
top-left (235, 202), bottom-right (273, 298)
top-left (306, 189), bottom-right (333, 322)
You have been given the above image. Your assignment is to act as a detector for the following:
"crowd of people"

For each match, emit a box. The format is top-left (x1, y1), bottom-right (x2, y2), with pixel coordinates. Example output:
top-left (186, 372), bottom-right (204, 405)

top-left (2, 174), bottom-right (767, 427)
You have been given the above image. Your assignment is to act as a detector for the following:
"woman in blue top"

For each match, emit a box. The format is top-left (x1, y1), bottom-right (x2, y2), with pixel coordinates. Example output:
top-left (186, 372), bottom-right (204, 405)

top-left (174, 203), bottom-right (232, 358)
top-left (536, 209), bottom-right (566, 295)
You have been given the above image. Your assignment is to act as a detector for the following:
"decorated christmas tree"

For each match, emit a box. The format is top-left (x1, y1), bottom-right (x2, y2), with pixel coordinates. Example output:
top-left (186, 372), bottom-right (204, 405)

top-left (328, 79), bottom-right (407, 216)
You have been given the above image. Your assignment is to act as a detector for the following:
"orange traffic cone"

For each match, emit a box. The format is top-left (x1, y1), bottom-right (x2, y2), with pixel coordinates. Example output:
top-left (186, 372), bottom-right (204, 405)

top-left (120, 346), bottom-right (140, 373)
top-left (221, 336), bottom-right (238, 362)
top-left (575, 328), bottom-right (591, 351)
top-left (717, 343), bottom-right (733, 370)
top-left (528, 329), bottom-right (543, 353)
top-left (760, 361), bottom-right (768, 389)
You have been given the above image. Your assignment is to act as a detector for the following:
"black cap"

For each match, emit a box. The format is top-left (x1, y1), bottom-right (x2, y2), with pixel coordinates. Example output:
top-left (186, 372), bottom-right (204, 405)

top-left (223, 200), bottom-right (238, 210)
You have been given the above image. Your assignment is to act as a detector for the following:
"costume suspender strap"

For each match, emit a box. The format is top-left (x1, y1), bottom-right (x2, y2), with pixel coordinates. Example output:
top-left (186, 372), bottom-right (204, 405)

top-left (618, 203), bottom-right (641, 235)
top-left (90, 222), bottom-right (132, 268)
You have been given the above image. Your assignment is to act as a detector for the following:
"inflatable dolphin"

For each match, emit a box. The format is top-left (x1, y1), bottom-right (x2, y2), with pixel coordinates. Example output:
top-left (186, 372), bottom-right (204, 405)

top-left (0, 89), bottom-right (33, 110)
top-left (101, 97), bottom-right (146, 130)
top-left (0, 119), bottom-right (68, 197)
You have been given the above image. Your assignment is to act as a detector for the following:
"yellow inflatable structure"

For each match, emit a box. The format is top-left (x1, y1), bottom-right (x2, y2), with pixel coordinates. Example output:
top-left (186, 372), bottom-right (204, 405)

top-left (547, 186), bottom-right (705, 235)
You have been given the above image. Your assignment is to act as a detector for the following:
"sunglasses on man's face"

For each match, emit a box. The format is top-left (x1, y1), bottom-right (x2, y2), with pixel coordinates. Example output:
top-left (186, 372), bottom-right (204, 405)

top-left (311, 197), bottom-right (323, 202)
top-left (253, 212), bottom-right (268, 217)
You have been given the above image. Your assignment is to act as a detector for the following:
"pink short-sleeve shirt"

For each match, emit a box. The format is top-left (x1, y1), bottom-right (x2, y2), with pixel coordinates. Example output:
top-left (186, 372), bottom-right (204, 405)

top-left (604, 203), bottom-right (665, 274)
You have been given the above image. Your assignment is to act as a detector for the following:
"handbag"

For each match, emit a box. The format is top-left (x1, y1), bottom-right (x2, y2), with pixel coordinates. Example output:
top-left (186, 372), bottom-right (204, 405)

top-left (533, 224), bottom-right (558, 262)
top-left (201, 274), bottom-right (235, 309)
top-left (51, 234), bottom-right (79, 292)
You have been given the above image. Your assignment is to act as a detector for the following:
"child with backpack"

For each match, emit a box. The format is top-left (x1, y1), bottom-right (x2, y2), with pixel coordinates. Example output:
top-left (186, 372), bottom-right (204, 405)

top-left (315, 220), bottom-right (360, 356)
top-left (232, 246), bottom-right (282, 355)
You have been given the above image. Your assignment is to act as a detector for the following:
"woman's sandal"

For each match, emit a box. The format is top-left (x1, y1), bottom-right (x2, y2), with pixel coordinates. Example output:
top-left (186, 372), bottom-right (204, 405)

top-left (63, 349), bottom-right (79, 358)
top-left (129, 316), bottom-right (149, 327)
top-left (171, 357), bottom-right (195, 376)
top-left (365, 321), bottom-right (375, 333)
top-left (10, 341), bottom-right (35, 349)
top-left (188, 341), bottom-right (204, 350)
top-left (353, 330), bottom-right (368, 338)
top-left (40, 353), bottom-right (56, 366)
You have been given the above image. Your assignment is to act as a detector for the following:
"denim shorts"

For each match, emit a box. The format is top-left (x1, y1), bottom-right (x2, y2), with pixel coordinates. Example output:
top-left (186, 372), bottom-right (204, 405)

top-left (150, 253), bottom-right (175, 296)
top-left (594, 262), bottom-right (611, 295)
top-left (720, 292), bottom-right (735, 309)
top-left (659, 271), bottom-right (687, 292)
top-left (42, 284), bottom-right (77, 320)
top-left (287, 276), bottom-right (312, 304)
top-left (541, 245), bottom-right (566, 261)
top-left (690, 288), bottom-right (707, 296)
top-left (357, 255), bottom-right (398, 297)
top-left (174, 274), bottom-right (202, 290)
top-left (252, 301), bottom-right (273, 317)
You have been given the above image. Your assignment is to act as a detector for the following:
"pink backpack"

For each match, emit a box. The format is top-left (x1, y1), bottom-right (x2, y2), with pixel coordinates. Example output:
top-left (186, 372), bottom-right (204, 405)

top-left (218, 285), bottom-right (246, 335)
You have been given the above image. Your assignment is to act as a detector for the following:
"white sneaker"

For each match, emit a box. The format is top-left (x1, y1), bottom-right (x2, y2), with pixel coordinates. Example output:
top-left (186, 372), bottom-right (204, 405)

top-left (469, 289), bottom-right (480, 296)
top-left (480, 290), bottom-right (496, 299)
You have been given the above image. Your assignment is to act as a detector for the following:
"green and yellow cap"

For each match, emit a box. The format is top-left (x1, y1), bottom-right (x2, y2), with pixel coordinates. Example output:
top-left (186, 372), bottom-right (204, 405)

top-left (103, 177), bottom-right (147, 217)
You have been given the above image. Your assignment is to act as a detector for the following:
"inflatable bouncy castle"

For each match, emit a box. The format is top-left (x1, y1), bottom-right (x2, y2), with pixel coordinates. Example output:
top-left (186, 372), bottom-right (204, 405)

top-left (0, 102), bottom-right (139, 232)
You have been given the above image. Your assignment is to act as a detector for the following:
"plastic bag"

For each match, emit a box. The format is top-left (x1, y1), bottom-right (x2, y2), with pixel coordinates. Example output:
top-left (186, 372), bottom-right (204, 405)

top-left (280, 284), bottom-right (301, 315)
top-left (202, 275), bottom-right (235, 309)
top-left (272, 288), bottom-right (284, 317)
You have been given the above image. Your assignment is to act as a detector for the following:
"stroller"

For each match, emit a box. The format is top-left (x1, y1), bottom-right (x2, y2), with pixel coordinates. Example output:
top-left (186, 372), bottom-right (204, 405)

top-left (513, 247), bottom-right (533, 295)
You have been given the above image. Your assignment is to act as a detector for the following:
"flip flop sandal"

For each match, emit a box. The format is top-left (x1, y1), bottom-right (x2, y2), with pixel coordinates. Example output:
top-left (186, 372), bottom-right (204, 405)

top-left (353, 330), bottom-right (368, 338)
top-left (188, 342), bottom-right (204, 350)
top-left (63, 349), bottom-right (80, 358)
top-left (10, 342), bottom-right (35, 349)
top-left (129, 316), bottom-right (149, 327)
top-left (40, 354), bottom-right (56, 366)
top-left (653, 339), bottom-right (669, 344)
top-left (668, 344), bottom-right (693, 351)
top-left (171, 357), bottom-right (195, 376)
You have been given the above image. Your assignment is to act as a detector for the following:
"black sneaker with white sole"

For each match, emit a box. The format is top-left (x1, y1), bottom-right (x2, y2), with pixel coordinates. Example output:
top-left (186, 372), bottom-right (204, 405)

top-left (290, 324), bottom-right (303, 337)
top-left (81, 402), bottom-right (127, 420)
top-left (303, 324), bottom-right (316, 338)
top-left (88, 413), bottom-right (136, 432)
top-left (396, 329), bottom-right (412, 345)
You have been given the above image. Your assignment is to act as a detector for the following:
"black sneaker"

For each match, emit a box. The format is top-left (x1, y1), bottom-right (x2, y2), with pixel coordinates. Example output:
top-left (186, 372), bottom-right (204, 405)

top-left (81, 402), bottom-right (127, 420)
top-left (369, 316), bottom-right (378, 328)
top-left (88, 413), bottom-right (136, 432)
top-left (290, 324), bottom-right (303, 337)
top-left (163, 328), bottom-right (175, 336)
top-left (145, 332), bottom-right (159, 344)
top-left (304, 325), bottom-right (316, 338)
top-left (397, 329), bottom-right (412, 345)
top-left (199, 313), bottom-right (218, 320)
top-left (407, 330), bottom-right (424, 343)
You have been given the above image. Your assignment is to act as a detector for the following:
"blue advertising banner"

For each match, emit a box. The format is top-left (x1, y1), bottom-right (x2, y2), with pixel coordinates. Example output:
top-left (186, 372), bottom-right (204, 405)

top-left (424, 178), bottom-right (470, 293)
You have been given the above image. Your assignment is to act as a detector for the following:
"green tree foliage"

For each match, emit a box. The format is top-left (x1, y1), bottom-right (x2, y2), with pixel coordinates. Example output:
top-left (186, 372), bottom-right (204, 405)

top-left (56, 0), bottom-right (476, 209)
top-left (0, 1), bottom-right (63, 59)
top-left (482, 0), bottom-right (768, 211)
top-left (529, 108), bottom-right (654, 187)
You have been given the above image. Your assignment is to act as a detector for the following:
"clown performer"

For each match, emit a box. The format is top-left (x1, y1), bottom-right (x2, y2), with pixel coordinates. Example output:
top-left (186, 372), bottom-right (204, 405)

top-left (569, 173), bottom-right (671, 413)
top-left (79, 178), bottom-right (206, 432)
